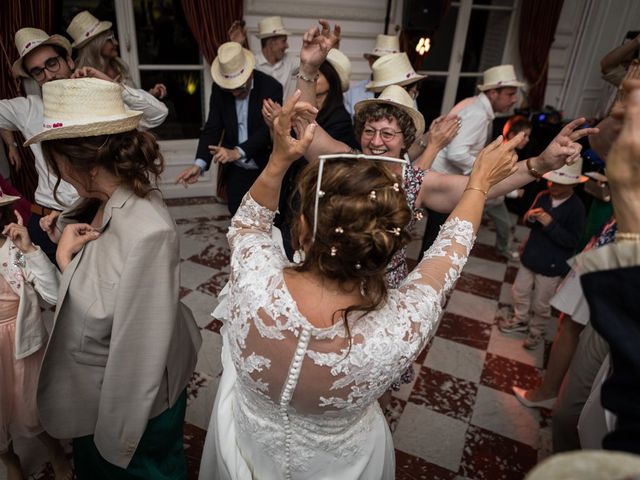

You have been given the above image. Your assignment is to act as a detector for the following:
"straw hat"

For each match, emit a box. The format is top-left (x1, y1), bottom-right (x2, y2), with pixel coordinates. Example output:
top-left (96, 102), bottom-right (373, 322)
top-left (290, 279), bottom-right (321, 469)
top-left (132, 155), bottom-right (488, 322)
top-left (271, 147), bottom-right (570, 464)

top-left (0, 189), bottom-right (21, 207)
top-left (543, 157), bottom-right (588, 185)
top-left (477, 64), bottom-right (524, 91)
top-left (355, 85), bottom-right (425, 137)
top-left (211, 42), bottom-right (255, 90)
top-left (12, 28), bottom-right (72, 78)
top-left (24, 78), bottom-right (142, 146)
top-left (367, 52), bottom-right (426, 93)
top-left (66, 11), bottom-right (112, 49)
top-left (255, 16), bottom-right (290, 39)
top-left (326, 49), bottom-right (351, 92)
top-left (364, 34), bottom-right (401, 60)
top-left (525, 451), bottom-right (640, 480)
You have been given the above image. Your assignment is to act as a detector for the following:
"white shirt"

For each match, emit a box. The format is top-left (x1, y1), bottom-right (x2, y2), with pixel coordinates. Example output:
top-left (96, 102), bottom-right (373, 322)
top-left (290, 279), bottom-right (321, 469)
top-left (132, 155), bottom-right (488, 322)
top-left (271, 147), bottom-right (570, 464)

top-left (254, 51), bottom-right (299, 100)
top-left (343, 77), bottom-right (374, 117)
top-left (431, 92), bottom-right (495, 175)
top-left (0, 85), bottom-right (168, 210)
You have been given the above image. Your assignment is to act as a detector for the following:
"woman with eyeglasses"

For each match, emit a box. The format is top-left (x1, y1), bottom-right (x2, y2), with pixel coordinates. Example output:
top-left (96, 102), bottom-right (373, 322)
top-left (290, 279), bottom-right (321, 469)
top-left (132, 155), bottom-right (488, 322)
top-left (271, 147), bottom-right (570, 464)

top-left (66, 11), bottom-right (167, 99)
top-left (199, 90), bottom-right (520, 479)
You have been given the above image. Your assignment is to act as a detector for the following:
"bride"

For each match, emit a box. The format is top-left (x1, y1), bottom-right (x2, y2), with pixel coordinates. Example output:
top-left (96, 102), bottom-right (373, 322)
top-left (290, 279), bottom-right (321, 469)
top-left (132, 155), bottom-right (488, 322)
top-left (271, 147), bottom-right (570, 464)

top-left (199, 91), bottom-right (521, 479)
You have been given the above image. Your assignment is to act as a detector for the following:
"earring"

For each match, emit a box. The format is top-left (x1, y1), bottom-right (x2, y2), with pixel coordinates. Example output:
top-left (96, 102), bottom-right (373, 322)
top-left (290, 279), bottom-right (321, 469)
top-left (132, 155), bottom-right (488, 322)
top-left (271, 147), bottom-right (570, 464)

top-left (293, 249), bottom-right (306, 264)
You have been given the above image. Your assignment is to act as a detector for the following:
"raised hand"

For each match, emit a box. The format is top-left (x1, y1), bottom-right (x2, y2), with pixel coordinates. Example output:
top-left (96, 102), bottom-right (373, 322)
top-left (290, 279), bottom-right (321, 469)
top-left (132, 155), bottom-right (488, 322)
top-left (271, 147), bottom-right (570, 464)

top-left (299, 20), bottom-right (341, 71)
top-left (149, 83), bottom-right (167, 99)
top-left (271, 90), bottom-right (317, 164)
top-left (39, 210), bottom-right (61, 244)
top-left (228, 20), bottom-right (247, 45)
top-left (262, 98), bottom-right (282, 130)
top-left (427, 115), bottom-right (461, 150)
top-left (468, 133), bottom-right (522, 191)
top-left (537, 118), bottom-right (599, 172)
top-left (3, 211), bottom-right (35, 253)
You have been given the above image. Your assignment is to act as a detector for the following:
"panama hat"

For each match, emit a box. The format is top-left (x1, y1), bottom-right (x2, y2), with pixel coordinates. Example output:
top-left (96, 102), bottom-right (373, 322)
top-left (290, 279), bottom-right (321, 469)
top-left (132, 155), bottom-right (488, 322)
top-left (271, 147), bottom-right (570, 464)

top-left (477, 64), bottom-right (524, 91)
top-left (255, 16), bottom-right (290, 39)
top-left (543, 157), bottom-right (588, 185)
top-left (211, 42), bottom-right (255, 90)
top-left (526, 451), bottom-right (640, 480)
top-left (12, 28), bottom-right (72, 78)
top-left (364, 34), bottom-right (401, 60)
top-left (24, 78), bottom-right (142, 146)
top-left (367, 52), bottom-right (426, 93)
top-left (355, 84), bottom-right (425, 137)
top-left (0, 188), bottom-right (21, 207)
top-left (326, 49), bottom-right (351, 92)
top-left (66, 11), bottom-right (112, 49)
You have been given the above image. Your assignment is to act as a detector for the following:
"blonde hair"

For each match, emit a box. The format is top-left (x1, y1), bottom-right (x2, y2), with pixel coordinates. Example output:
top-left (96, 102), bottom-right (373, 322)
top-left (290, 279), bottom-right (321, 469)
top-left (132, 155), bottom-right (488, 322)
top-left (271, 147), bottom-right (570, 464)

top-left (74, 30), bottom-right (131, 83)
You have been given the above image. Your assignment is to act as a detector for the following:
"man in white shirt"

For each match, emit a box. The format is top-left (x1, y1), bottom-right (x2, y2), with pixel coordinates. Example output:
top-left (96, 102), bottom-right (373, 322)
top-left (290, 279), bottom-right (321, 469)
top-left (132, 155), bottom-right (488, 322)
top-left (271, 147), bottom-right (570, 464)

top-left (0, 27), bottom-right (168, 262)
top-left (421, 64), bottom-right (524, 255)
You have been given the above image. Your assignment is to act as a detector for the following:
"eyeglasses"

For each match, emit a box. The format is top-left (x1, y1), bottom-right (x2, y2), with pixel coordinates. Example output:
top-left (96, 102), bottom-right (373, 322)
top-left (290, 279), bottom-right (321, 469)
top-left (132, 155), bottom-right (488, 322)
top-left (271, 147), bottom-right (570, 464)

top-left (362, 127), bottom-right (403, 142)
top-left (312, 153), bottom-right (408, 241)
top-left (29, 56), bottom-right (62, 80)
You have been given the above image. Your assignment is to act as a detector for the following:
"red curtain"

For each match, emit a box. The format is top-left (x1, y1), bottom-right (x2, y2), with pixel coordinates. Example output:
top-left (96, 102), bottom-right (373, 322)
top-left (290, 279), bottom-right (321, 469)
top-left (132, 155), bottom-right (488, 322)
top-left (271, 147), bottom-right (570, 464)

top-left (0, 0), bottom-right (56, 202)
top-left (518, 0), bottom-right (564, 109)
top-left (181, 0), bottom-right (244, 64)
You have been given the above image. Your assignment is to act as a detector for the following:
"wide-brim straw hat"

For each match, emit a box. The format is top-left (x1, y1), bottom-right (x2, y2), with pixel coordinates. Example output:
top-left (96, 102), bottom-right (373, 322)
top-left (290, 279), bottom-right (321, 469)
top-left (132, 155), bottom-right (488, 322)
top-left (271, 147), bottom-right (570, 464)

top-left (326, 49), bottom-right (351, 92)
top-left (367, 52), bottom-right (426, 93)
top-left (543, 157), bottom-right (588, 185)
top-left (67, 11), bottom-right (112, 49)
top-left (355, 84), bottom-right (425, 137)
top-left (24, 78), bottom-right (142, 146)
top-left (255, 16), bottom-right (290, 39)
top-left (364, 34), bottom-right (401, 60)
top-left (477, 64), bottom-right (525, 91)
top-left (12, 28), bottom-right (72, 78)
top-left (211, 42), bottom-right (256, 90)
top-left (0, 190), bottom-right (21, 207)
top-left (525, 451), bottom-right (640, 480)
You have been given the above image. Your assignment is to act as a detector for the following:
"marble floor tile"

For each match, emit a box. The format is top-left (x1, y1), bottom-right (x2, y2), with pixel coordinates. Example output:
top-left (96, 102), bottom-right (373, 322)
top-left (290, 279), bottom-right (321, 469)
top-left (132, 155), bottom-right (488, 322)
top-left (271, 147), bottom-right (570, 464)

top-left (487, 325), bottom-right (545, 368)
top-left (424, 337), bottom-right (487, 384)
top-left (180, 260), bottom-right (218, 291)
top-left (462, 256), bottom-right (508, 282)
top-left (480, 353), bottom-right (542, 396)
top-left (436, 313), bottom-right (493, 351)
top-left (181, 289), bottom-right (218, 328)
top-left (456, 272), bottom-right (502, 301)
top-left (446, 290), bottom-right (498, 324)
top-left (395, 449), bottom-right (457, 480)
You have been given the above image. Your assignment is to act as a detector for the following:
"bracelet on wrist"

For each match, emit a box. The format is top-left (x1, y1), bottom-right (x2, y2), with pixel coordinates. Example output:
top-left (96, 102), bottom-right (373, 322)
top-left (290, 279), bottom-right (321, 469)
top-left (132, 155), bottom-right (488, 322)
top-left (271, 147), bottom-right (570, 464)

top-left (615, 232), bottom-right (640, 243)
top-left (417, 136), bottom-right (428, 149)
top-left (464, 186), bottom-right (488, 198)
top-left (526, 157), bottom-right (544, 179)
top-left (297, 72), bottom-right (319, 83)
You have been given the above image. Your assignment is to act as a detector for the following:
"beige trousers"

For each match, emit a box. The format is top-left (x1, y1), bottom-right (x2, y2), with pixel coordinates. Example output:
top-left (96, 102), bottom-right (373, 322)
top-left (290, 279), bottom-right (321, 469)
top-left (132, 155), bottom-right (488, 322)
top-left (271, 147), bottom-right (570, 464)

top-left (512, 265), bottom-right (562, 336)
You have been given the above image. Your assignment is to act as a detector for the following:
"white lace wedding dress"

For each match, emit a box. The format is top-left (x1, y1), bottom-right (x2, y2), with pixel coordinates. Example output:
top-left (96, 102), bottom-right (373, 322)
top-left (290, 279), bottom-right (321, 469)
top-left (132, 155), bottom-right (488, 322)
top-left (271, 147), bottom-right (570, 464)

top-left (199, 194), bottom-right (475, 479)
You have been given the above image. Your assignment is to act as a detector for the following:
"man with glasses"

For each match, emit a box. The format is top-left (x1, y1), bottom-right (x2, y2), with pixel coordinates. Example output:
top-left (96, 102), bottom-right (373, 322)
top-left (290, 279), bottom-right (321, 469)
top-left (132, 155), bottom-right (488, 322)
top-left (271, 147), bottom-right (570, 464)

top-left (0, 27), bottom-right (168, 263)
top-left (175, 42), bottom-right (282, 215)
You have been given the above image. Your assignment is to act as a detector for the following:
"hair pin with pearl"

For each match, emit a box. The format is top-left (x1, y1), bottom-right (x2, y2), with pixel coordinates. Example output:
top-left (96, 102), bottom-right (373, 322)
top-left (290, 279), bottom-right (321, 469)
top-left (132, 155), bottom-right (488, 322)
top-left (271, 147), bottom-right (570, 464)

top-left (369, 190), bottom-right (377, 200)
top-left (392, 182), bottom-right (399, 192)
top-left (318, 190), bottom-right (325, 198)
top-left (387, 227), bottom-right (401, 237)
top-left (330, 246), bottom-right (338, 256)
top-left (334, 226), bottom-right (344, 234)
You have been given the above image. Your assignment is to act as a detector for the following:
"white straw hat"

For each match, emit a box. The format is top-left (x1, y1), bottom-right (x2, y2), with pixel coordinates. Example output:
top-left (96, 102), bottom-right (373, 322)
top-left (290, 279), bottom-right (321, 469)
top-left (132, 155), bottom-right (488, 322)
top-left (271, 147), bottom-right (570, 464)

top-left (24, 78), bottom-right (142, 146)
top-left (477, 64), bottom-right (524, 91)
top-left (367, 52), bottom-right (426, 93)
top-left (255, 16), bottom-right (290, 39)
top-left (364, 34), bottom-right (401, 60)
top-left (326, 49), bottom-right (351, 92)
top-left (12, 28), bottom-right (72, 78)
top-left (543, 157), bottom-right (588, 185)
top-left (526, 451), bottom-right (640, 480)
top-left (0, 188), bottom-right (21, 207)
top-left (355, 84), bottom-right (425, 137)
top-left (66, 11), bottom-right (112, 49)
top-left (211, 42), bottom-right (256, 90)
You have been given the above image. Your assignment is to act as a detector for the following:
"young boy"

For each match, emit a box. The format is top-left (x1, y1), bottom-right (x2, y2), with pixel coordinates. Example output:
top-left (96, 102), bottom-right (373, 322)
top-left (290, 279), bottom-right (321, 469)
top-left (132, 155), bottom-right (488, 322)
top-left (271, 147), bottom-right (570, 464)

top-left (499, 159), bottom-right (587, 349)
top-left (484, 116), bottom-right (532, 260)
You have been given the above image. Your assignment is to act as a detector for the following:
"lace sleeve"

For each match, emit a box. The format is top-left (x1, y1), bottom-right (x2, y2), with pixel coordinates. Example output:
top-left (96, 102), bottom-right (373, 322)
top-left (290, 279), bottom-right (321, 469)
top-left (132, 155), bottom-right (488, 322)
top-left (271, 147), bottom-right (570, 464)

top-left (227, 192), bottom-right (277, 250)
top-left (401, 217), bottom-right (475, 305)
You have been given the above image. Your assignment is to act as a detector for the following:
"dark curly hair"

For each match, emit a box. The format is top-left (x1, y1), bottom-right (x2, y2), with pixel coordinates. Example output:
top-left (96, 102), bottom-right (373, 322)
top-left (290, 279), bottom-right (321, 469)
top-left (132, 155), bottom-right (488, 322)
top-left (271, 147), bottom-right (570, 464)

top-left (41, 130), bottom-right (164, 205)
top-left (354, 103), bottom-right (417, 151)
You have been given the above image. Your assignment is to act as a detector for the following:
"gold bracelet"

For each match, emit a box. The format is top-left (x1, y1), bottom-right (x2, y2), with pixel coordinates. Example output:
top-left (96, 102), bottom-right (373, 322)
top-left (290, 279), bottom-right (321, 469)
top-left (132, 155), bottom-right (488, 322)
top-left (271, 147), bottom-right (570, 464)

top-left (296, 72), bottom-right (319, 83)
top-left (615, 232), bottom-right (640, 243)
top-left (464, 186), bottom-right (488, 198)
top-left (526, 157), bottom-right (544, 179)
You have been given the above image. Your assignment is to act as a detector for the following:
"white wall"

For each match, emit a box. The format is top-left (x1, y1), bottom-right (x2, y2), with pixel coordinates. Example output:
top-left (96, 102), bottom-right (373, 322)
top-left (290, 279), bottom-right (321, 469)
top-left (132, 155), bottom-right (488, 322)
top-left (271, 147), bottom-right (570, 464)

top-left (545, 0), bottom-right (640, 118)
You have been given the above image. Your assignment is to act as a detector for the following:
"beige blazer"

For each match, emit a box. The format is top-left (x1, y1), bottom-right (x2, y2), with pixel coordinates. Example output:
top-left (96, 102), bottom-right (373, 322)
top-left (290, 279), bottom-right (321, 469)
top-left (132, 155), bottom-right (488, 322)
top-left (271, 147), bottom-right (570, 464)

top-left (37, 186), bottom-right (201, 469)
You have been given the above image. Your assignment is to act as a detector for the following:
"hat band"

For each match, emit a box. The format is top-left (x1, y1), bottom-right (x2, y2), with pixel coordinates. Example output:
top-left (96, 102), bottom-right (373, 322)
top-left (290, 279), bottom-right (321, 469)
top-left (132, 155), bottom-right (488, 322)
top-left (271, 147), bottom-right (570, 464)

top-left (221, 60), bottom-right (248, 80)
top-left (42, 112), bottom-right (129, 130)
top-left (372, 48), bottom-right (398, 55)
top-left (20, 38), bottom-right (44, 56)
top-left (495, 79), bottom-right (518, 85)
top-left (550, 171), bottom-right (580, 180)
top-left (83, 20), bottom-right (102, 39)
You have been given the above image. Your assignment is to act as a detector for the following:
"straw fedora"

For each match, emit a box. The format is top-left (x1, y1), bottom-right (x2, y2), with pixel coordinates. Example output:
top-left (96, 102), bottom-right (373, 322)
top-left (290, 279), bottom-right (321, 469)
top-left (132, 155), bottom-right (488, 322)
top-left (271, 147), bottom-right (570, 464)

top-left (255, 16), bottom-right (290, 39)
top-left (12, 28), bottom-right (72, 78)
top-left (543, 157), bottom-right (588, 185)
top-left (326, 49), bottom-right (351, 92)
top-left (477, 64), bottom-right (524, 91)
top-left (367, 52), bottom-right (426, 93)
top-left (364, 34), bottom-right (401, 60)
top-left (24, 78), bottom-right (142, 146)
top-left (525, 451), bottom-right (640, 480)
top-left (66, 11), bottom-right (112, 49)
top-left (211, 42), bottom-right (256, 90)
top-left (0, 189), bottom-right (21, 207)
top-left (355, 85), bottom-right (425, 137)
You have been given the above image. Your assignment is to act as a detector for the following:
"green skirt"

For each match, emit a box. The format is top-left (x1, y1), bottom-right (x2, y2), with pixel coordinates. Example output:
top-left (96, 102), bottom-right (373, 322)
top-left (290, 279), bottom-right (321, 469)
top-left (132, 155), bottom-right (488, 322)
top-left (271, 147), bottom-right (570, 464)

top-left (73, 390), bottom-right (187, 479)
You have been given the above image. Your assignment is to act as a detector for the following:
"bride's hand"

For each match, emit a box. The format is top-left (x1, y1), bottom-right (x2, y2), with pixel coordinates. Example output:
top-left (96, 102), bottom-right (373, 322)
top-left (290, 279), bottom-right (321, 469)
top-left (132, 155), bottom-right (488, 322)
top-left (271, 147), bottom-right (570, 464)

top-left (270, 90), bottom-right (317, 166)
top-left (468, 133), bottom-right (522, 192)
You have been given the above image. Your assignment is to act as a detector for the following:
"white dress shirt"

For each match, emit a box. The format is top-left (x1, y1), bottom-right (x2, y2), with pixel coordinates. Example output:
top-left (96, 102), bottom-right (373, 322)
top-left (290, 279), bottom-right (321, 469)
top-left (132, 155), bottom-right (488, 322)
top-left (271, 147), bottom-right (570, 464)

top-left (0, 85), bottom-right (168, 210)
top-left (431, 92), bottom-right (495, 175)
top-left (254, 51), bottom-right (299, 101)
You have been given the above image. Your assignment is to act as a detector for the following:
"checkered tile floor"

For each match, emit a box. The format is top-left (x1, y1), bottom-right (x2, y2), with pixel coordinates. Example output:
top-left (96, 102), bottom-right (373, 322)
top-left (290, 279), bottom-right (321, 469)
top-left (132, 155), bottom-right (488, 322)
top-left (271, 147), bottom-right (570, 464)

top-left (10, 196), bottom-right (556, 480)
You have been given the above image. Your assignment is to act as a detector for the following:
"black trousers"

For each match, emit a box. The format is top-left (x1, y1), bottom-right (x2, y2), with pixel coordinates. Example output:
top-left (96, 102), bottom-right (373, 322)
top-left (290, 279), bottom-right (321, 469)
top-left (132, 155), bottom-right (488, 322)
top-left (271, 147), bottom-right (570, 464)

top-left (418, 208), bottom-right (450, 261)
top-left (224, 164), bottom-right (262, 216)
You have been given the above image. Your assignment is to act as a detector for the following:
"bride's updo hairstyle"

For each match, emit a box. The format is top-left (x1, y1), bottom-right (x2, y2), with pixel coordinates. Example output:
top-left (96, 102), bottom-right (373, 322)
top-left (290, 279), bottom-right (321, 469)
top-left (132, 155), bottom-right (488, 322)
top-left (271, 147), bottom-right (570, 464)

top-left (292, 157), bottom-right (411, 322)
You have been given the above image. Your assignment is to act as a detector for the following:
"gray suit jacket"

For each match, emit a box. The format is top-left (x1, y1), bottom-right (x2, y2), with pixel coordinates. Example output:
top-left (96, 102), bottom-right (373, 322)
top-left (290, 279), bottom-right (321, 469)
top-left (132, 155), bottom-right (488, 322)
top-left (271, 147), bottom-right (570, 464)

top-left (37, 186), bottom-right (201, 468)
